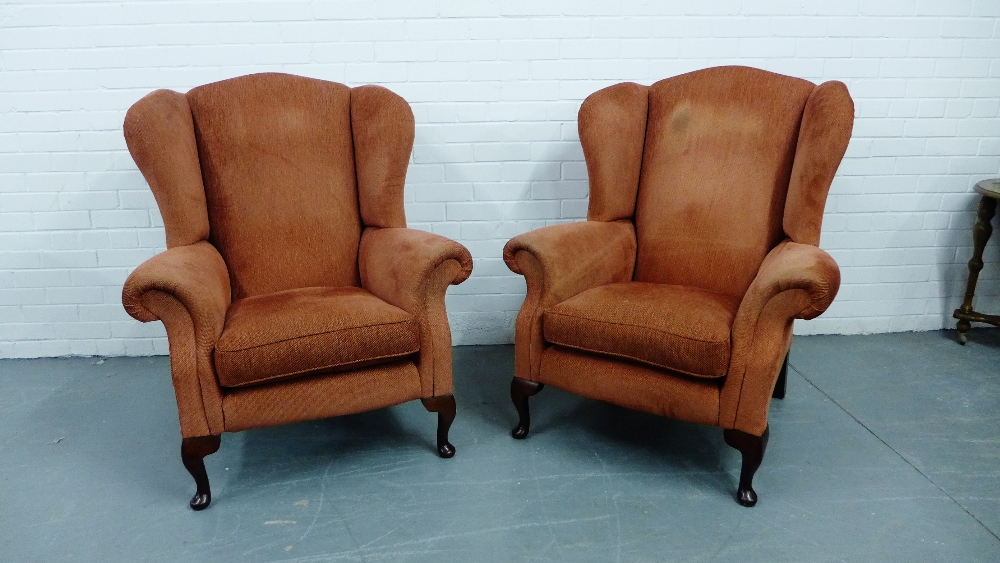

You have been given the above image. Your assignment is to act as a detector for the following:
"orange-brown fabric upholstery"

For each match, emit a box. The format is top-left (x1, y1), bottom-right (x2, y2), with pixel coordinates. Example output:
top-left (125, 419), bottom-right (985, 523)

top-left (505, 66), bottom-right (852, 438)
top-left (186, 74), bottom-right (361, 300)
top-left (121, 73), bottom-right (469, 441)
top-left (359, 227), bottom-right (473, 396)
top-left (121, 241), bottom-right (230, 437)
top-left (503, 220), bottom-right (636, 380)
top-left (123, 90), bottom-right (209, 248)
top-left (541, 347), bottom-right (721, 427)
top-left (544, 282), bottom-right (740, 378)
top-left (222, 360), bottom-right (421, 432)
top-left (721, 239), bottom-right (841, 434)
top-left (214, 287), bottom-right (419, 388)
top-left (784, 82), bottom-right (855, 246)
top-left (635, 66), bottom-right (815, 299)
top-left (579, 82), bottom-right (649, 222)
top-left (352, 85), bottom-right (414, 229)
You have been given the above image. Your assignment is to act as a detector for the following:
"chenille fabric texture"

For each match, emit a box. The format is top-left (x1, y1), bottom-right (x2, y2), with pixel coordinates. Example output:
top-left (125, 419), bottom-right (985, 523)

top-left (504, 66), bottom-right (853, 437)
top-left (121, 73), bottom-right (472, 439)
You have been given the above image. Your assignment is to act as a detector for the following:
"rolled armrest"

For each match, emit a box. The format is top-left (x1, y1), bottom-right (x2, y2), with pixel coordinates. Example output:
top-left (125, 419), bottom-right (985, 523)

top-left (121, 241), bottom-right (230, 437)
top-left (359, 227), bottom-right (473, 397)
top-left (359, 227), bottom-right (472, 313)
top-left (721, 239), bottom-right (840, 434)
top-left (503, 220), bottom-right (637, 306)
top-left (122, 240), bottom-right (231, 335)
top-left (504, 220), bottom-right (637, 379)
top-left (737, 239), bottom-right (840, 324)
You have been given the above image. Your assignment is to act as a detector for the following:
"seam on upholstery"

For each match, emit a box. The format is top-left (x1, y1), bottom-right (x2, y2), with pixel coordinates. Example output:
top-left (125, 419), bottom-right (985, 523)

top-left (435, 252), bottom-right (468, 281)
top-left (216, 319), bottom-right (416, 352)
top-left (425, 257), bottom-right (467, 397)
top-left (550, 342), bottom-right (726, 379)
top-left (513, 249), bottom-right (546, 381)
top-left (529, 251), bottom-right (548, 381)
top-left (219, 350), bottom-right (418, 388)
top-left (729, 315), bottom-right (758, 428)
top-left (543, 310), bottom-right (731, 345)
top-left (424, 258), bottom-right (461, 397)
top-left (359, 227), bottom-right (373, 289)
top-left (629, 89), bottom-right (649, 222)
top-left (123, 289), bottom-right (158, 322)
top-left (799, 303), bottom-right (822, 319)
top-left (348, 88), bottom-right (364, 228)
top-left (141, 289), bottom-right (218, 435)
top-left (626, 88), bottom-right (650, 272)
top-left (731, 288), bottom-right (808, 428)
top-left (421, 265), bottom-right (435, 397)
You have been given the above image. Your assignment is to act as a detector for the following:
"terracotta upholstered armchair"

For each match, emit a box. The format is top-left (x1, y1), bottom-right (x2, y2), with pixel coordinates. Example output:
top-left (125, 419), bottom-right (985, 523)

top-left (121, 73), bottom-right (472, 510)
top-left (504, 66), bottom-right (853, 506)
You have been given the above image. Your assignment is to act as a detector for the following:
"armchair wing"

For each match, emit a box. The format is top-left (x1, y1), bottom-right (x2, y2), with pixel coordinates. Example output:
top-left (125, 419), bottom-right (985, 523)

top-left (358, 227), bottom-right (473, 397)
top-left (722, 240), bottom-right (841, 434)
top-left (503, 220), bottom-right (637, 380)
top-left (121, 241), bottom-right (231, 437)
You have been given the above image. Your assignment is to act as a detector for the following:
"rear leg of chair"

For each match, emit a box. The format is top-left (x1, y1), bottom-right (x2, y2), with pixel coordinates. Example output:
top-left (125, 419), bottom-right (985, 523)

top-left (181, 435), bottom-right (221, 511)
top-left (510, 377), bottom-right (544, 439)
top-left (723, 426), bottom-right (769, 507)
top-left (421, 395), bottom-right (457, 458)
top-left (772, 354), bottom-right (788, 399)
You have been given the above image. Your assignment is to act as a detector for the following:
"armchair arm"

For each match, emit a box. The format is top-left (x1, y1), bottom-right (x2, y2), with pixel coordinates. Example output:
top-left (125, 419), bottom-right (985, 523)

top-left (358, 227), bottom-right (473, 397)
top-left (121, 240), bottom-right (231, 437)
top-left (721, 240), bottom-right (840, 434)
top-left (503, 220), bottom-right (637, 380)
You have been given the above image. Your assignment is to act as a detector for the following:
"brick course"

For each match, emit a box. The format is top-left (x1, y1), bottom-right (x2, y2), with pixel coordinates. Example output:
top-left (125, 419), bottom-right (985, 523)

top-left (1, 1), bottom-right (998, 356)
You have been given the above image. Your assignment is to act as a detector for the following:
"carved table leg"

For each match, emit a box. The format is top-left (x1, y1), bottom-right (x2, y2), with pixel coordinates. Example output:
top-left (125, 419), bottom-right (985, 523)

top-left (723, 426), bottom-right (769, 507)
top-left (772, 353), bottom-right (788, 400)
top-left (955, 195), bottom-right (997, 344)
top-left (421, 395), bottom-right (457, 458)
top-left (181, 435), bottom-right (221, 511)
top-left (510, 377), bottom-right (544, 439)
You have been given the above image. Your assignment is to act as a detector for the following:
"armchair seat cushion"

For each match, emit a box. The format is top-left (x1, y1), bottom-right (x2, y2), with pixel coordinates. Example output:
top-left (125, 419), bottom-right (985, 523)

top-left (215, 286), bottom-right (420, 388)
top-left (543, 282), bottom-right (740, 379)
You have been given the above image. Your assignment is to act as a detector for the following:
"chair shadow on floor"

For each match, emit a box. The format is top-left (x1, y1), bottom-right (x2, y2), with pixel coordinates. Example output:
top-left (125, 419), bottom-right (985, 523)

top-left (450, 344), bottom-right (738, 498)
top-left (20, 352), bottom-right (750, 511)
top-left (217, 346), bottom-right (739, 506)
top-left (217, 406), bottom-right (438, 505)
top-left (529, 389), bottom-right (737, 497)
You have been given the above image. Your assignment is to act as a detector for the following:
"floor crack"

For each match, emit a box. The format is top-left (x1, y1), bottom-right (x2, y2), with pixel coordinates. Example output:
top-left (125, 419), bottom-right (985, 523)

top-left (790, 361), bottom-right (1000, 544)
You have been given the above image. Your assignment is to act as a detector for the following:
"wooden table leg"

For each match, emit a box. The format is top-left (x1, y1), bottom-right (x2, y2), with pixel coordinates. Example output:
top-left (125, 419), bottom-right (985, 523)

top-left (955, 195), bottom-right (997, 344)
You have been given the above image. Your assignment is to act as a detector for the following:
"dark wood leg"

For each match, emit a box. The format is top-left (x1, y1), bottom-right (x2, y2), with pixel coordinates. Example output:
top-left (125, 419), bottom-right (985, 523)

top-left (421, 395), bottom-right (457, 458)
top-left (723, 426), bottom-right (769, 507)
top-left (510, 377), bottom-right (544, 439)
top-left (181, 435), bottom-right (221, 511)
top-left (955, 195), bottom-right (996, 344)
top-left (772, 354), bottom-right (788, 400)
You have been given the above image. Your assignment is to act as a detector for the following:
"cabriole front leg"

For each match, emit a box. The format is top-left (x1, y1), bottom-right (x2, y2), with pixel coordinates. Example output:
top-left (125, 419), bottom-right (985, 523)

top-left (421, 395), bottom-right (457, 458)
top-left (723, 426), bottom-right (769, 507)
top-left (181, 435), bottom-right (221, 511)
top-left (510, 377), bottom-right (544, 439)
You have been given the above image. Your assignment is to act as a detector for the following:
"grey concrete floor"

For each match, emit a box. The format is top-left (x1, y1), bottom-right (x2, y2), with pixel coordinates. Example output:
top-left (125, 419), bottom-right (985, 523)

top-left (1, 331), bottom-right (998, 562)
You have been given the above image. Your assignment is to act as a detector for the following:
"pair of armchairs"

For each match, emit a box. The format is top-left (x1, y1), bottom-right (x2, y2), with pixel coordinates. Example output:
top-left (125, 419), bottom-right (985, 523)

top-left (122, 67), bottom-right (852, 510)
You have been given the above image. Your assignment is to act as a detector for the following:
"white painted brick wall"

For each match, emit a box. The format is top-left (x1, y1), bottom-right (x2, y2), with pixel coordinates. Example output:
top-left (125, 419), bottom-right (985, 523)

top-left (1, 1), bottom-right (999, 357)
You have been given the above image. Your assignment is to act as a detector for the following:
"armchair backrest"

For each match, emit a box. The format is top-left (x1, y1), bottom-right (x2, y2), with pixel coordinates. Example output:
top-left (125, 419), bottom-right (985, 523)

top-left (125, 73), bottom-right (414, 301)
top-left (579, 66), bottom-right (853, 299)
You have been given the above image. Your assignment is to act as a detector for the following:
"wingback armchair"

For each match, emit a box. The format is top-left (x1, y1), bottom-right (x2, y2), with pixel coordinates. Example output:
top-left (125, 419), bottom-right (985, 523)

top-left (504, 66), bottom-right (853, 506)
top-left (121, 73), bottom-right (472, 510)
